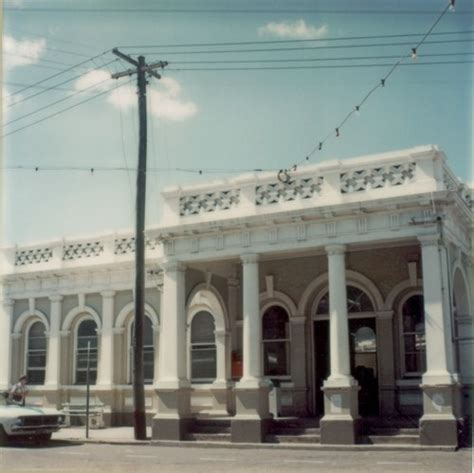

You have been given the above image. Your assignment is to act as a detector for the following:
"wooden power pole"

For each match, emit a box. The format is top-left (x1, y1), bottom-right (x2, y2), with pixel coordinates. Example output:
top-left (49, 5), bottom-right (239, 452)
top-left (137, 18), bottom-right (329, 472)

top-left (111, 49), bottom-right (167, 440)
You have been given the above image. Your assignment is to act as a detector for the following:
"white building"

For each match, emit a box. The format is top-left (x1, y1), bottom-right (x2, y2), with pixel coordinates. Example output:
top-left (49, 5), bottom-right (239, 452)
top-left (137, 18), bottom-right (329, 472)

top-left (0, 145), bottom-right (472, 446)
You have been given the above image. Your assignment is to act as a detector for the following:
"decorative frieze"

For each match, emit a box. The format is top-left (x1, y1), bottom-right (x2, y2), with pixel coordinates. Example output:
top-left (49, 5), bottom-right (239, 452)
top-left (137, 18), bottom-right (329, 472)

top-left (15, 247), bottom-right (53, 266)
top-left (340, 162), bottom-right (416, 194)
top-left (114, 236), bottom-right (161, 255)
top-left (255, 176), bottom-right (323, 206)
top-left (179, 189), bottom-right (240, 216)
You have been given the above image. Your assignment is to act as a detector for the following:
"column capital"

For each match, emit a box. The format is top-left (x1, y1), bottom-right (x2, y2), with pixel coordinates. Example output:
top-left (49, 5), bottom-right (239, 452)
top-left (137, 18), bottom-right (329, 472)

top-left (113, 327), bottom-right (125, 335)
top-left (11, 332), bottom-right (22, 340)
top-left (49, 295), bottom-right (64, 303)
top-left (418, 234), bottom-right (441, 247)
top-left (376, 310), bottom-right (394, 320)
top-left (60, 330), bottom-right (71, 337)
top-left (290, 316), bottom-right (307, 325)
top-left (241, 253), bottom-right (259, 264)
top-left (100, 289), bottom-right (116, 298)
top-left (160, 259), bottom-right (186, 273)
top-left (325, 244), bottom-right (346, 256)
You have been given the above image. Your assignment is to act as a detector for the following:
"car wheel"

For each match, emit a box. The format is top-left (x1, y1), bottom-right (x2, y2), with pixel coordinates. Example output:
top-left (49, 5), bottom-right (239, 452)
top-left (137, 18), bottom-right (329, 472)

top-left (0, 425), bottom-right (10, 446)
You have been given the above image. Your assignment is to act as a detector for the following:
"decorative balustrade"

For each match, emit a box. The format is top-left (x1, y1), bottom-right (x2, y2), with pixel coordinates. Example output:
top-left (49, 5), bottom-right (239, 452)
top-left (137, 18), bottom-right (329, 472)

top-left (340, 162), bottom-right (416, 194)
top-left (15, 247), bottom-right (53, 266)
top-left (179, 189), bottom-right (240, 216)
top-left (443, 168), bottom-right (472, 209)
top-left (255, 176), bottom-right (324, 205)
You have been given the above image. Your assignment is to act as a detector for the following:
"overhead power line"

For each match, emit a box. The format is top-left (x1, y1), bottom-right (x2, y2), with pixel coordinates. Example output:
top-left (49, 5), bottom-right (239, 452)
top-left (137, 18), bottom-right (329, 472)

top-left (8, 50), bottom-right (111, 97)
top-left (2, 81), bottom-right (128, 138)
top-left (119, 30), bottom-right (474, 49)
top-left (167, 60), bottom-right (474, 72)
top-left (125, 38), bottom-right (474, 56)
top-left (7, 58), bottom-right (118, 108)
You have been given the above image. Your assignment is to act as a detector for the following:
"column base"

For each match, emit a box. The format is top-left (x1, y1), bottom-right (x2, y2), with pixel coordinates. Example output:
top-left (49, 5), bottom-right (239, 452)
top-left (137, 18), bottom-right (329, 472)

top-left (419, 382), bottom-right (462, 447)
top-left (231, 417), bottom-right (271, 443)
top-left (320, 382), bottom-right (360, 445)
top-left (320, 416), bottom-right (361, 445)
top-left (231, 381), bottom-right (271, 443)
top-left (152, 416), bottom-right (192, 441)
top-left (153, 385), bottom-right (192, 440)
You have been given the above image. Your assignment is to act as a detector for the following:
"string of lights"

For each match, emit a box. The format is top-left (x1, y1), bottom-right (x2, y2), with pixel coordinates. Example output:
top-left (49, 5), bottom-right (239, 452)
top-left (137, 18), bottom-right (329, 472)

top-left (2, 165), bottom-right (272, 175)
top-left (276, 0), bottom-right (459, 184)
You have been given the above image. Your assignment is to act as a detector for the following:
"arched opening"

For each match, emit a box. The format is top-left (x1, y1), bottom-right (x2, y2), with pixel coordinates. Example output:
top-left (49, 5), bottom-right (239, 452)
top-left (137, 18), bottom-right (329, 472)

top-left (262, 306), bottom-right (290, 378)
top-left (129, 316), bottom-right (155, 384)
top-left (26, 321), bottom-right (47, 385)
top-left (75, 319), bottom-right (98, 385)
top-left (313, 285), bottom-right (378, 416)
top-left (401, 294), bottom-right (426, 376)
top-left (190, 311), bottom-right (216, 383)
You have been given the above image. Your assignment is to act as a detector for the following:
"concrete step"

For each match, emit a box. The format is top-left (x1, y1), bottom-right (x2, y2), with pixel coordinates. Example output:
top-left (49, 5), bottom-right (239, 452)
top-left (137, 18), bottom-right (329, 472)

top-left (266, 434), bottom-right (321, 444)
top-left (272, 418), bottom-right (320, 429)
top-left (184, 432), bottom-right (231, 442)
top-left (366, 427), bottom-right (418, 436)
top-left (193, 419), bottom-right (231, 428)
top-left (361, 434), bottom-right (420, 445)
top-left (271, 427), bottom-right (321, 436)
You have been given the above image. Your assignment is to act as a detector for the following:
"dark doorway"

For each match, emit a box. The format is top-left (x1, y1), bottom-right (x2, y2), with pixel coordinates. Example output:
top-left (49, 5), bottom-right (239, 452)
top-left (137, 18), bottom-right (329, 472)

top-left (313, 318), bottom-right (379, 417)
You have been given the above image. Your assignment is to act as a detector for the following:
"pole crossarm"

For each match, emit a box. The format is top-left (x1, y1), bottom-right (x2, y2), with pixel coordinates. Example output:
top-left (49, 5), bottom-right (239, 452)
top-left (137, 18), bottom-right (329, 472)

top-left (111, 49), bottom-right (168, 80)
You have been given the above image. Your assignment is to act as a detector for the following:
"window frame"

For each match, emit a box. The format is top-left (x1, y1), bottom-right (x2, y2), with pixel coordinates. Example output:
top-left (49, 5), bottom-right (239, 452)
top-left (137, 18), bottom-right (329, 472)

top-left (190, 310), bottom-right (217, 384)
top-left (398, 291), bottom-right (426, 378)
top-left (73, 317), bottom-right (99, 385)
top-left (261, 304), bottom-right (291, 380)
top-left (127, 314), bottom-right (155, 385)
top-left (24, 320), bottom-right (47, 386)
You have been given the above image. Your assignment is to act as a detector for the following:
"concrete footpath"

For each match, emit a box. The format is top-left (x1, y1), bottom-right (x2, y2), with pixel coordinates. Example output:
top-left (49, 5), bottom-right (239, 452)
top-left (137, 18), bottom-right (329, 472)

top-left (53, 427), bottom-right (460, 451)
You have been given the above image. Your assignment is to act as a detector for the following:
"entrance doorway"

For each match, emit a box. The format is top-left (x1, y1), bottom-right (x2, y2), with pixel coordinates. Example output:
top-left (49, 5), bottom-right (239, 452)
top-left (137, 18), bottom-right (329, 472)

top-left (313, 318), bottom-right (378, 416)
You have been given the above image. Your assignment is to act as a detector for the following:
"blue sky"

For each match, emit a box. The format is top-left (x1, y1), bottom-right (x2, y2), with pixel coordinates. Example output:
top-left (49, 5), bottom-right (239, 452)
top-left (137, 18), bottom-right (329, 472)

top-left (2, 0), bottom-right (473, 245)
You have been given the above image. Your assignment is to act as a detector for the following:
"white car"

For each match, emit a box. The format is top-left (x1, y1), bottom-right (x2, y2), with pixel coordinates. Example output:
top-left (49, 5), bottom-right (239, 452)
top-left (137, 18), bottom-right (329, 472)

top-left (0, 393), bottom-right (65, 445)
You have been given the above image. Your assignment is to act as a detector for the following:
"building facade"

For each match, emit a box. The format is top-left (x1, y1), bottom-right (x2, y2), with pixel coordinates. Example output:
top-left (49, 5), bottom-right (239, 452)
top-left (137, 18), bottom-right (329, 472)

top-left (0, 146), bottom-right (472, 446)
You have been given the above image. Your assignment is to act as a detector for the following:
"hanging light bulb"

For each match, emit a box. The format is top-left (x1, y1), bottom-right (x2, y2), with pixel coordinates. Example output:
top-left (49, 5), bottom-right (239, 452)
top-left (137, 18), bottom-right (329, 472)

top-left (318, 142), bottom-right (323, 151)
top-left (449, 0), bottom-right (455, 12)
top-left (381, 78), bottom-right (386, 87)
top-left (355, 105), bottom-right (361, 116)
top-left (411, 47), bottom-right (417, 60)
top-left (336, 128), bottom-right (340, 137)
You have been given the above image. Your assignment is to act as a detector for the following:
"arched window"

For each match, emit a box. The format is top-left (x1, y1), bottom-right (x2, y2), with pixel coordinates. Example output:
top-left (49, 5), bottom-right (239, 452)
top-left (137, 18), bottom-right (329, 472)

top-left (401, 294), bottom-right (426, 375)
top-left (190, 311), bottom-right (216, 383)
top-left (129, 316), bottom-right (155, 384)
top-left (26, 321), bottom-right (47, 385)
top-left (75, 319), bottom-right (98, 385)
top-left (316, 285), bottom-right (374, 314)
top-left (262, 306), bottom-right (290, 377)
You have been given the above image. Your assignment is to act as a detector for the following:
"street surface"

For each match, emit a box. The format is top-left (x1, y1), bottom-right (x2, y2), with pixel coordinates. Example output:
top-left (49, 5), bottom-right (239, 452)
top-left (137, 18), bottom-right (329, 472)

top-left (0, 441), bottom-right (472, 473)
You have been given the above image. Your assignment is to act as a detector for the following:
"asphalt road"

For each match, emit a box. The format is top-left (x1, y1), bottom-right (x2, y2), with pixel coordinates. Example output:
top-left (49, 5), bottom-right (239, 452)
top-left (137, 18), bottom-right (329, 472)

top-left (0, 441), bottom-right (472, 473)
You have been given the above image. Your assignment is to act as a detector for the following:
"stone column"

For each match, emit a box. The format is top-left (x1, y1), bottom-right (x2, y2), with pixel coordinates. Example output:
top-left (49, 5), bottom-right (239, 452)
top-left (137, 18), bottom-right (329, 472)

top-left (419, 235), bottom-right (460, 447)
top-left (320, 245), bottom-right (360, 445)
top-left (96, 290), bottom-right (116, 387)
top-left (0, 297), bottom-right (14, 390)
top-left (44, 295), bottom-right (63, 406)
top-left (152, 259), bottom-right (191, 441)
top-left (231, 254), bottom-right (271, 443)
top-left (376, 310), bottom-right (396, 415)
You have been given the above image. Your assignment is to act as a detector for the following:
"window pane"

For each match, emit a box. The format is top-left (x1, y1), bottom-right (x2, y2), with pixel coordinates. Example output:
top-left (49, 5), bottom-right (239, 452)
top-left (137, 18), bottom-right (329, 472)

top-left (191, 347), bottom-right (216, 381)
top-left (404, 334), bottom-right (416, 352)
top-left (29, 322), bottom-right (45, 338)
top-left (29, 337), bottom-right (47, 350)
top-left (78, 319), bottom-right (97, 336)
top-left (262, 306), bottom-right (289, 340)
top-left (263, 341), bottom-right (289, 376)
top-left (316, 286), bottom-right (374, 314)
top-left (191, 311), bottom-right (215, 344)
top-left (353, 327), bottom-right (376, 353)
top-left (405, 354), bottom-right (418, 373)
top-left (28, 353), bottom-right (46, 368)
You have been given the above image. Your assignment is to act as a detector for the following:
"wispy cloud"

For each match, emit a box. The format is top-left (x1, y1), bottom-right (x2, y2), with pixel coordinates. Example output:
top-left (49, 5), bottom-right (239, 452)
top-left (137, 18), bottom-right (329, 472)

top-left (74, 69), bottom-right (111, 93)
top-left (258, 20), bottom-right (328, 40)
top-left (3, 35), bottom-right (46, 68)
top-left (107, 76), bottom-right (197, 122)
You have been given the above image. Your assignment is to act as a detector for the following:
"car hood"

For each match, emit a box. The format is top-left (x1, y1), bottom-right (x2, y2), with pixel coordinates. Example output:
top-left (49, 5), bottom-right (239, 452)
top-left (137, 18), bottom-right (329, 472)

top-left (1, 405), bottom-right (62, 417)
